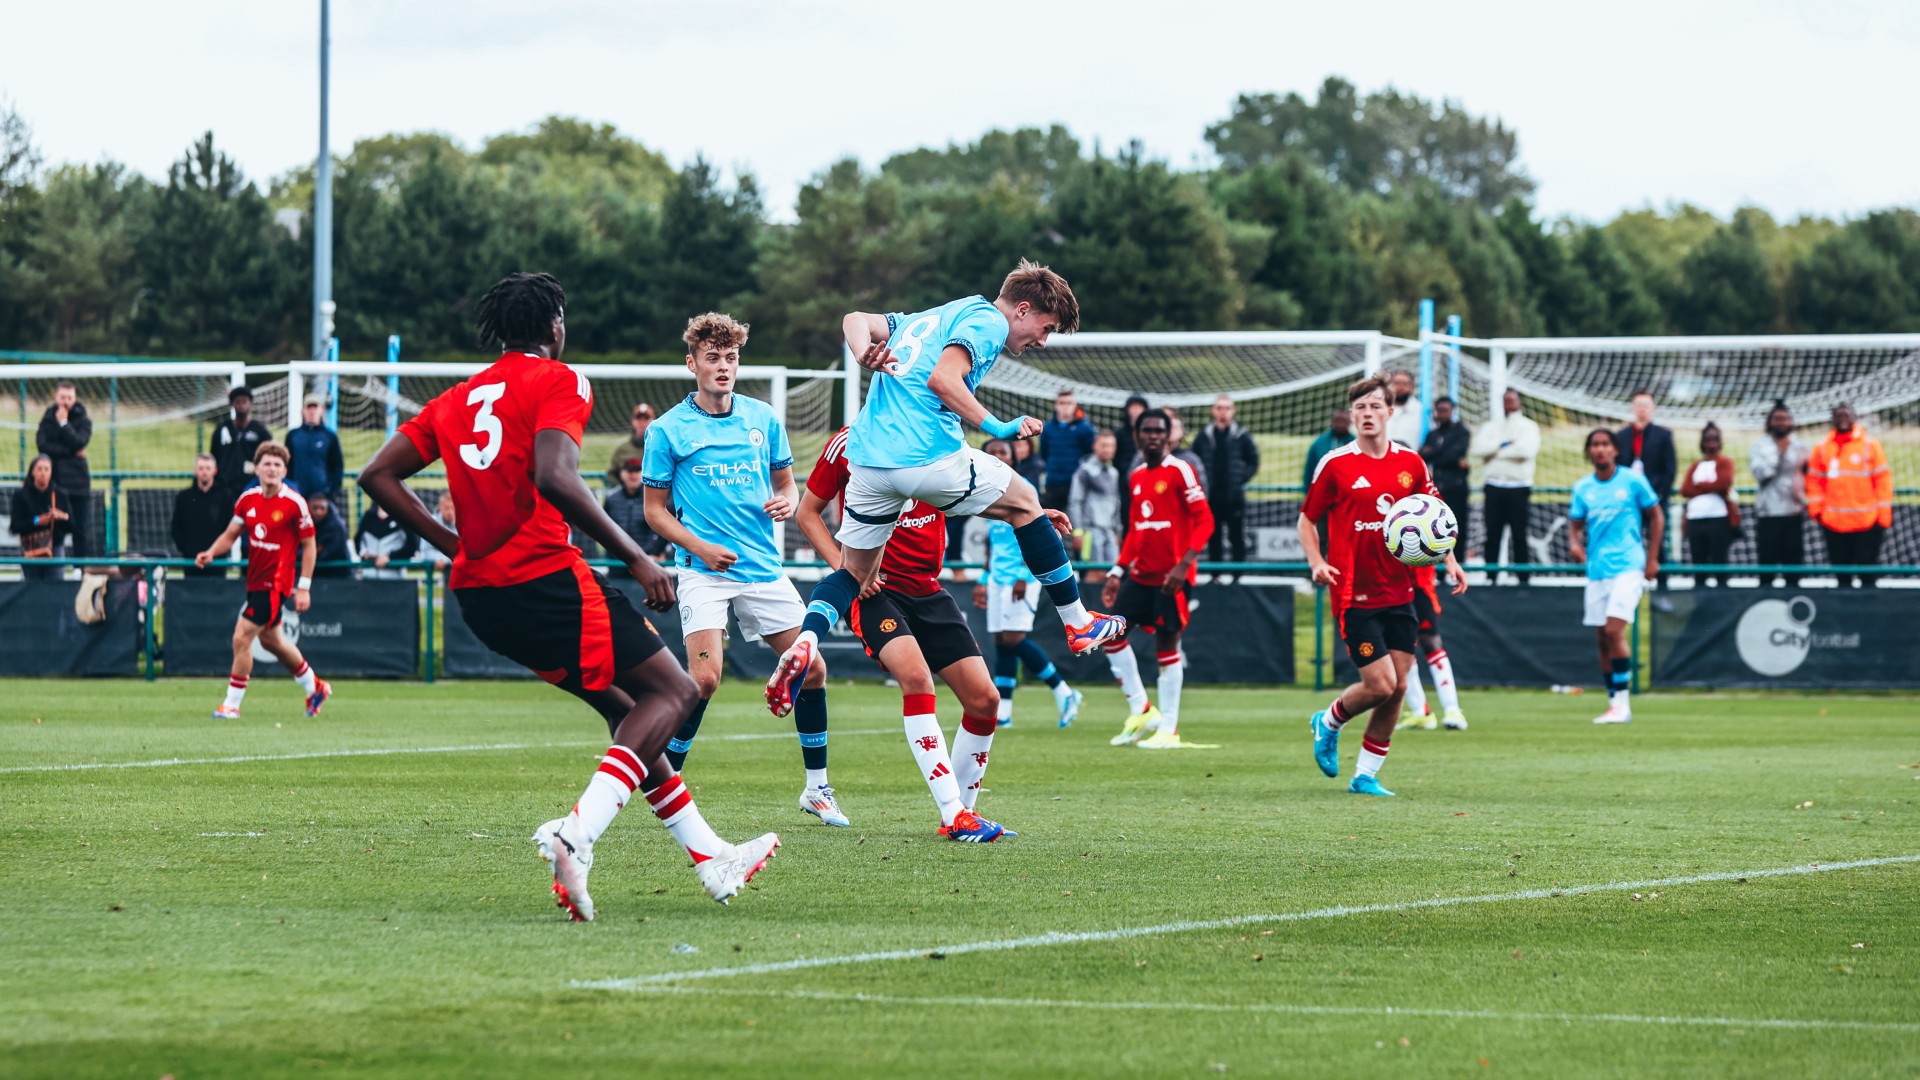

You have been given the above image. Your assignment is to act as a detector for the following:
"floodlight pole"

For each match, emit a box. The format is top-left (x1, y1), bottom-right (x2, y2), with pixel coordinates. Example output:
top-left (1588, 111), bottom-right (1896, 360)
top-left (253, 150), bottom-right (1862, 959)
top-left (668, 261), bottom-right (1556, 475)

top-left (311, 0), bottom-right (335, 363)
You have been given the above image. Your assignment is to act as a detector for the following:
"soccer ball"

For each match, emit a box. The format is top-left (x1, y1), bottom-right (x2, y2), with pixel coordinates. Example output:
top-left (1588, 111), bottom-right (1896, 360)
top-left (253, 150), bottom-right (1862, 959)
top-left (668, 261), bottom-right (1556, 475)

top-left (1383, 493), bottom-right (1457, 567)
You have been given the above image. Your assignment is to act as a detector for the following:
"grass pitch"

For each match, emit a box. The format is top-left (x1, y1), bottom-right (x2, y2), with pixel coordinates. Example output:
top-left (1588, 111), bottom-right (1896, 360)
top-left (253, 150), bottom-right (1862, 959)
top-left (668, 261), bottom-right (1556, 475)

top-left (2, 677), bottom-right (1916, 1078)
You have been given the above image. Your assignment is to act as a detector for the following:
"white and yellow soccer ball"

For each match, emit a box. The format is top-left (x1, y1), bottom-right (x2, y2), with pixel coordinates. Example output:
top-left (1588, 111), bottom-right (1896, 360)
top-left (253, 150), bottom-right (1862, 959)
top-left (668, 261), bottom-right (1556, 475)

top-left (1383, 493), bottom-right (1458, 567)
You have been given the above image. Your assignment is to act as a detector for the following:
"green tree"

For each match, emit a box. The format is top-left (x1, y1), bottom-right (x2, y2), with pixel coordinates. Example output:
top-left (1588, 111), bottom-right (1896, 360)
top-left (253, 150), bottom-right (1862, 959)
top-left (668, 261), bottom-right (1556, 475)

top-left (1210, 154), bottom-right (1378, 328)
top-left (645, 157), bottom-right (763, 339)
top-left (0, 100), bottom-right (44, 348)
top-left (1788, 212), bottom-right (1920, 333)
top-left (1671, 215), bottom-right (1778, 334)
top-left (1494, 200), bottom-right (1602, 336)
top-left (478, 116), bottom-right (673, 205)
top-left (883, 125), bottom-right (1085, 197)
top-left (906, 178), bottom-right (1051, 309)
top-left (1567, 225), bottom-right (1664, 335)
top-left (22, 163), bottom-right (154, 351)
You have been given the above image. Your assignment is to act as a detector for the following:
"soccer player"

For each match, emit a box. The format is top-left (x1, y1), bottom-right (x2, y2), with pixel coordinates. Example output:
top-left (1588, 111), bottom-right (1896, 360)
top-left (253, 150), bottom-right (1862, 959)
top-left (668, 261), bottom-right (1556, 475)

top-left (641, 313), bottom-right (845, 827)
top-left (969, 439), bottom-right (1084, 730)
top-left (1568, 428), bottom-right (1663, 725)
top-left (798, 426), bottom-right (1035, 841)
top-left (766, 261), bottom-right (1125, 716)
top-left (357, 273), bottom-right (779, 919)
top-left (1101, 409), bottom-right (1213, 749)
top-left (1299, 374), bottom-right (1466, 796)
top-left (1399, 565), bottom-right (1468, 731)
top-left (193, 442), bottom-right (331, 719)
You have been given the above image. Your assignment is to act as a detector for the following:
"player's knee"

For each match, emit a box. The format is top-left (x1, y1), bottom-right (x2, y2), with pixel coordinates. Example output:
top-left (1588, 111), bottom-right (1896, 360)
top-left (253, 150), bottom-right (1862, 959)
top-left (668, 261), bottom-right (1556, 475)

top-left (690, 666), bottom-right (721, 700)
top-left (896, 672), bottom-right (937, 697)
top-left (995, 631), bottom-right (1021, 647)
top-left (962, 684), bottom-right (1000, 718)
top-left (803, 653), bottom-right (828, 688)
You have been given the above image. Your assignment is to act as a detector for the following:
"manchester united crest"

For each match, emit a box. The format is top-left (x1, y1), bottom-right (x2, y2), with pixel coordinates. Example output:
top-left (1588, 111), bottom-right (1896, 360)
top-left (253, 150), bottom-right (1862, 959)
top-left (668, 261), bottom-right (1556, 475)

top-left (1154, 480), bottom-right (1168, 494)
top-left (879, 618), bottom-right (898, 633)
top-left (1397, 471), bottom-right (1413, 489)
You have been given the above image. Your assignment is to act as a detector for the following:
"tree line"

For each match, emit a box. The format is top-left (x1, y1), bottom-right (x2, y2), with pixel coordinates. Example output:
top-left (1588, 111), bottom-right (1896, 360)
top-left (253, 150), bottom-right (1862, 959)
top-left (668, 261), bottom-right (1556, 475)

top-left (2, 77), bottom-right (1918, 365)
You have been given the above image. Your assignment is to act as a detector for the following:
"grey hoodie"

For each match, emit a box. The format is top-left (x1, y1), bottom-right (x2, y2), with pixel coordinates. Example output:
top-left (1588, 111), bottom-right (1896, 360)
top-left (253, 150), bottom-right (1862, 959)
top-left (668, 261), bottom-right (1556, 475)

top-left (1070, 454), bottom-right (1123, 557)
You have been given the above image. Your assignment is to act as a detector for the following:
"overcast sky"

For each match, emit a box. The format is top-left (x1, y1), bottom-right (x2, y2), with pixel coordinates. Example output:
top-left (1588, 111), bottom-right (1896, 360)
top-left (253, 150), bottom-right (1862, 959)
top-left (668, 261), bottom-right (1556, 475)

top-left (8, 0), bottom-right (1917, 223)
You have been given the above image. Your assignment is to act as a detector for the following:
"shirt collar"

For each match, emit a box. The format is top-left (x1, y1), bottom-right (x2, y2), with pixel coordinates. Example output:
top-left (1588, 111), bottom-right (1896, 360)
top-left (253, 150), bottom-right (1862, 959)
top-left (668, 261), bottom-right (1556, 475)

top-left (684, 392), bottom-right (735, 419)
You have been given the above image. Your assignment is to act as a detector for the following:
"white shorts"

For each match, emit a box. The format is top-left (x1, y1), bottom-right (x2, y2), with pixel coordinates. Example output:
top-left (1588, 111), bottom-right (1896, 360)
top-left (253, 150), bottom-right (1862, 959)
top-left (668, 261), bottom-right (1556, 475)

top-left (676, 571), bottom-right (806, 642)
top-left (985, 582), bottom-right (1039, 633)
top-left (1583, 571), bottom-right (1646, 627)
top-left (839, 447), bottom-right (1017, 550)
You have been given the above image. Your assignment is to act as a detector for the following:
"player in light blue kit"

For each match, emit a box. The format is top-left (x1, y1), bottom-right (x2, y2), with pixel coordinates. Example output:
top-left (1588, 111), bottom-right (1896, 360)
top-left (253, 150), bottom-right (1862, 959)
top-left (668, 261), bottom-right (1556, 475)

top-left (643, 313), bottom-right (847, 827)
top-left (967, 440), bottom-right (1084, 728)
top-left (1567, 428), bottom-right (1664, 726)
top-left (767, 261), bottom-right (1125, 739)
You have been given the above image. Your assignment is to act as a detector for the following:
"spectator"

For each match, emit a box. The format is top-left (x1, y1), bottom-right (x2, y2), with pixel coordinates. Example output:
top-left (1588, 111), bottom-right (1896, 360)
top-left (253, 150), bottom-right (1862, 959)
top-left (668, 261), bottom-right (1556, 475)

top-left (1385, 368), bottom-right (1426, 449)
top-left (1069, 430), bottom-right (1123, 573)
top-left (307, 492), bottom-right (355, 579)
top-left (413, 492), bottom-right (461, 573)
top-left (354, 503), bottom-right (417, 579)
top-left (10, 455), bottom-right (70, 581)
top-left (1038, 389), bottom-right (1097, 511)
top-left (1112, 393), bottom-right (1149, 479)
top-left (1010, 436), bottom-right (1044, 490)
top-left (1615, 388), bottom-right (1676, 600)
top-left (1420, 396), bottom-right (1472, 527)
top-left (606, 402), bottom-right (655, 487)
top-left (170, 453), bottom-right (229, 578)
top-left (210, 385), bottom-right (272, 508)
top-left (1471, 388), bottom-right (1541, 583)
top-left (287, 393), bottom-right (344, 500)
top-left (1162, 413), bottom-right (1210, 492)
top-left (35, 380), bottom-right (93, 557)
top-left (1749, 400), bottom-right (1810, 585)
top-left (1191, 393), bottom-right (1259, 565)
top-left (1302, 407), bottom-right (1354, 489)
top-left (603, 457), bottom-right (667, 570)
top-left (1807, 402), bottom-right (1892, 588)
top-left (1679, 422), bottom-right (1740, 586)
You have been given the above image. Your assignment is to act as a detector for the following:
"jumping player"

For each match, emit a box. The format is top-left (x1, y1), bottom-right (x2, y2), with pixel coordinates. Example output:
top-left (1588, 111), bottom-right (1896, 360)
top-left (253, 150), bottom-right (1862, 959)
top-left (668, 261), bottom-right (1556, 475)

top-left (1102, 409), bottom-right (1213, 750)
top-left (194, 441), bottom-right (331, 719)
top-left (357, 273), bottom-right (778, 919)
top-left (640, 314), bottom-right (845, 828)
top-left (1399, 565), bottom-right (1468, 731)
top-left (797, 426), bottom-right (1027, 841)
top-left (1568, 428), bottom-right (1663, 725)
top-left (767, 261), bottom-right (1125, 716)
top-left (969, 439), bottom-right (1084, 729)
top-left (1299, 373), bottom-right (1466, 796)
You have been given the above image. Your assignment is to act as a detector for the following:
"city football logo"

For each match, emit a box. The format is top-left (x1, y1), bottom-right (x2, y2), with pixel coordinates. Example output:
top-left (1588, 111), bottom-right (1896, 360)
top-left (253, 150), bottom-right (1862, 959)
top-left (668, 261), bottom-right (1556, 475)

top-left (1735, 597), bottom-right (1816, 676)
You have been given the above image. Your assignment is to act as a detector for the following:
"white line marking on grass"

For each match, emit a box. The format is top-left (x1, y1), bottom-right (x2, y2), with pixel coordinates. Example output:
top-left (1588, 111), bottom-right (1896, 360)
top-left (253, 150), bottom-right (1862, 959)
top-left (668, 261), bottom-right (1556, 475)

top-left (579, 853), bottom-right (1920, 990)
top-left (197, 831), bottom-right (266, 837)
top-left (627, 985), bottom-right (1920, 1035)
top-left (2, 729), bottom-right (899, 774)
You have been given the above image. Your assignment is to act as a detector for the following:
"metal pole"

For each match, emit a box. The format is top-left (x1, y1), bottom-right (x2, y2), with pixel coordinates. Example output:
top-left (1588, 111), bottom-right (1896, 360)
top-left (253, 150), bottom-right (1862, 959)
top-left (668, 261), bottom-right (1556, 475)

top-left (143, 565), bottom-right (158, 682)
top-left (1416, 298), bottom-right (1434, 444)
top-left (1446, 314), bottom-right (1462, 403)
top-left (770, 368), bottom-right (789, 557)
top-left (385, 335), bottom-right (401, 437)
top-left (16, 378), bottom-right (25, 471)
top-left (311, 0), bottom-right (334, 363)
top-left (108, 377), bottom-right (119, 554)
top-left (1487, 346), bottom-right (1508, 426)
top-left (326, 337), bottom-right (340, 432)
top-left (1312, 588), bottom-right (1325, 693)
top-left (423, 562), bottom-right (436, 685)
top-left (840, 346), bottom-right (861, 429)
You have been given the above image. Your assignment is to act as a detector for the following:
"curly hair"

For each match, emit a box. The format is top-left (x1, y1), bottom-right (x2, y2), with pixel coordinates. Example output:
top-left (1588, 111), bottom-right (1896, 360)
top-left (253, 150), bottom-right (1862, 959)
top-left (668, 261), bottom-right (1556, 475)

top-left (683, 312), bottom-right (749, 353)
top-left (475, 272), bottom-right (566, 351)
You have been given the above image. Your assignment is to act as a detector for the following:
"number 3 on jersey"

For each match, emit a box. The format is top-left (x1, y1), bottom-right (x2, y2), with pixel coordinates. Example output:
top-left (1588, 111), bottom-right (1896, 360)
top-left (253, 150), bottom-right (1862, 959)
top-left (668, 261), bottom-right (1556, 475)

top-left (890, 314), bottom-right (938, 376)
top-left (460, 382), bottom-right (508, 470)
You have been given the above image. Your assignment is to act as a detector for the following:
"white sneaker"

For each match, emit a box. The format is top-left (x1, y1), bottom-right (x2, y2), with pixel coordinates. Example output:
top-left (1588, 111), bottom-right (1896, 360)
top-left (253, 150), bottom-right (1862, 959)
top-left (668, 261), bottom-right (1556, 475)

top-left (1592, 706), bottom-right (1633, 725)
top-left (532, 816), bottom-right (595, 922)
top-left (799, 784), bottom-right (850, 827)
top-left (695, 832), bottom-right (781, 904)
top-left (1442, 706), bottom-right (1469, 731)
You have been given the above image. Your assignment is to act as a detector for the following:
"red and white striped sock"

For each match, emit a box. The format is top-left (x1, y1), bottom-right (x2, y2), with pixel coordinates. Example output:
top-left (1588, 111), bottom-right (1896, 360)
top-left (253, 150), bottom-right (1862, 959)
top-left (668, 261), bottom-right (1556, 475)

top-left (223, 674), bottom-right (248, 710)
top-left (950, 713), bottom-right (997, 811)
top-left (1356, 735), bottom-right (1391, 779)
top-left (1155, 650), bottom-right (1184, 733)
top-left (289, 659), bottom-right (317, 695)
top-left (1104, 639), bottom-right (1151, 713)
top-left (1427, 649), bottom-right (1460, 711)
top-left (643, 773), bottom-right (725, 864)
top-left (1325, 695), bottom-right (1354, 731)
top-left (902, 693), bottom-right (964, 826)
top-left (569, 744), bottom-right (645, 846)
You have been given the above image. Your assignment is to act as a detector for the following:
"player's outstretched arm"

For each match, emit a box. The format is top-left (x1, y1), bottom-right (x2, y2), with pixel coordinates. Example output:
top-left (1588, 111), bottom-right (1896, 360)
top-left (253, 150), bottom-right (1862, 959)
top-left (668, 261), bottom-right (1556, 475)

top-left (529, 430), bottom-right (675, 611)
top-left (195, 519), bottom-right (244, 567)
top-left (927, 346), bottom-right (1040, 439)
top-left (843, 312), bottom-right (896, 372)
top-left (358, 436), bottom-right (459, 557)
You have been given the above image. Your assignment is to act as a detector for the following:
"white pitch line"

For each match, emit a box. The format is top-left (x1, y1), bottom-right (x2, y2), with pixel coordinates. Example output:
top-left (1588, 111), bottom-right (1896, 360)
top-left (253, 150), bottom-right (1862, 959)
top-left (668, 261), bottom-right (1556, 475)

top-left (580, 853), bottom-right (1920, 989)
top-left (628, 985), bottom-right (1920, 1035)
top-left (1, 728), bottom-right (900, 774)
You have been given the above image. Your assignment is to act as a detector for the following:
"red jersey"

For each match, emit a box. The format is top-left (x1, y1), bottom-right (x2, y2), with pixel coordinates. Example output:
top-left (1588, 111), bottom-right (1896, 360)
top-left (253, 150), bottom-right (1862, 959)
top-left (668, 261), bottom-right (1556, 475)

top-left (1117, 455), bottom-right (1214, 587)
top-left (1302, 440), bottom-right (1439, 614)
top-left (806, 427), bottom-right (946, 596)
top-left (398, 352), bottom-right (593, 589)
top-left (232, 485), bottom-right (314, 593)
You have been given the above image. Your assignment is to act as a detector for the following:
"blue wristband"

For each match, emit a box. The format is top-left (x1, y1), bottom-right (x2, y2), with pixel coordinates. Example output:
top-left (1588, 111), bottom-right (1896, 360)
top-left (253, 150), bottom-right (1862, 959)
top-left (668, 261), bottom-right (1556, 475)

top-left (979, 414), bottom-right (1026, 440)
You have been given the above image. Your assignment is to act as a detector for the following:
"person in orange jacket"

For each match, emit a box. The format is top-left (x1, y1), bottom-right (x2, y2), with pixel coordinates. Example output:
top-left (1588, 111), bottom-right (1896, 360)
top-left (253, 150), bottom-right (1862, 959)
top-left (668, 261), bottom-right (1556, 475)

top-left (1805, 403), bottom-right (1892, 588)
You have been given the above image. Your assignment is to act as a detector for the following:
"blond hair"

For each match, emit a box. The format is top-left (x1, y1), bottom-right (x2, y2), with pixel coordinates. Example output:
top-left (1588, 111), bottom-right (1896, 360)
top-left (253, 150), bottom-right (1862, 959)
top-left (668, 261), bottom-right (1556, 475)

top-left (683, 312), bottom-right (749, 353)
top-left (998, 259), bottom-right (1080, 334)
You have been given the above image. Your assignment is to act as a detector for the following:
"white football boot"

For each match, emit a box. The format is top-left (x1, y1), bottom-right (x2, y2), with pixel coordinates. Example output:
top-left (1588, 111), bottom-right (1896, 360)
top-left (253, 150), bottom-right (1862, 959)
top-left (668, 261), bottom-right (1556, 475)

top-left (532, 816), bottom-right (595, 922)
top-left (696, 832), bottom-right (781, 904)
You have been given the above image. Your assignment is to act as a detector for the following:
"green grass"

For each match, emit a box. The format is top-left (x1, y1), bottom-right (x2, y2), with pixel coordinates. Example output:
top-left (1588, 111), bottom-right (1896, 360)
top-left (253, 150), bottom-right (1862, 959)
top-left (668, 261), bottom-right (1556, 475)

top-left (2, 678), bottom-right (1916, 1078)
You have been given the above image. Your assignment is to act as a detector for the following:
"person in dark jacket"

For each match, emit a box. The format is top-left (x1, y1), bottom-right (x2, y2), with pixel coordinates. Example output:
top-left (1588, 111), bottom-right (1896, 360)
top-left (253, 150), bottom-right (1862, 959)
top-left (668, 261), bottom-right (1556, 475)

top-left (1615, 388), bottom-right (1677, 597)
top-left (1112, 393), bottom-right (1149, 480)
top-left (171, 453), bottom-right (230, 577)
top-left (286, 394), bottom-right (344, 500)
top-left (10, 455), bottom-right (70, 580)
top-left (1011, 436), bottom-right (1044, 490)
top-left (602, 457), bottom-right (667, 573)
top-left (1190, 394), bottom-right (1259, 564)
top-left (306, 492), bottom-right (355, 578)
top-left (1419, 396), bottom-right (1472, 525)
top-left (353, 503), bottom-right (417, 579)
top-left (36, 380), bottom-right (93, 557)
top-left (210, 385), bottom-right (273, 509)
top-left (1037, 389), bottom-right (1097, 510)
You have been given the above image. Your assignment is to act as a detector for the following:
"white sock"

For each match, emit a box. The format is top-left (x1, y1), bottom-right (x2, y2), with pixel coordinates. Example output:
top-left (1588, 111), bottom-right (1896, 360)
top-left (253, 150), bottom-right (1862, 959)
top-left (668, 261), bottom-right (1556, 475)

top-left (644, 773), bottom-right (726, 863)
top-left (804, 768), bottom-right (829, 790)
top-left (1611, 689), bottom-right (1631, 712)
top-left (290, 660), bottom-right (317, 695)
top-left (1051, 679), bottom-right (1074, 704)
top-left (1059, 599), bottom-right (1091, 626)
top-left (950, 715), bottom-right (997, 810)
top-left (1402, 671), bottom-right (1427, 717)
top-left (1427, 650), bottom-right (1460, 711)
top-left (571, 745), bottom-right (645, 845)
top-left (1356, 735), bottom-right (1391, 778)
top-left (996, 696), bottom-right (1013, 723)
top-left (1155, 651), bottom-right (1184, 732)
top-left (903, 693), bottom-right (964, 826)
top-left (1105, 643), bottom-right (1151, 713)
top-left (223, 674), bottom-right (248, 709)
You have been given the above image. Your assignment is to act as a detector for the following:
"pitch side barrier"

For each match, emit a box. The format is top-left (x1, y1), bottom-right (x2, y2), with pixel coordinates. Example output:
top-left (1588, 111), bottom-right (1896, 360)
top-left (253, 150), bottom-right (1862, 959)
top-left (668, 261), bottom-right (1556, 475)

top-left (3, 560), bottom-right (1917, 691)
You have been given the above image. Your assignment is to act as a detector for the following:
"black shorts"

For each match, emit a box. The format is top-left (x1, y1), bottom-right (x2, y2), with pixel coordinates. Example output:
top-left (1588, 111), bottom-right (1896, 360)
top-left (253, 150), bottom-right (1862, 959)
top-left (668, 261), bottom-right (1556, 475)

top-left (852, 587), bottom-right (981, 673)
top-left (454, 561), bottom-right (664, 693)
top-left (1113, 577), bottom-right (1189, 637)
top-left (1412, 585), bottom-right (1441, 633)
top-left (241, 590), bottom-right (288, 628)
top-left (1340, 603), bottom-right (1417, 668)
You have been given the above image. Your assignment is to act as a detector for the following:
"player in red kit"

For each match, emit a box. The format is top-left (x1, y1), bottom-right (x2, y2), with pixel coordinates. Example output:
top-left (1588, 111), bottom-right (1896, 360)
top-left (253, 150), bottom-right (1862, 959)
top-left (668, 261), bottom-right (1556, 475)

top-left (1102, 408), bottom-right (1214, 750)
top-left (796, 426), bottom-right (1023, 841)
top-left (357, 273), bottom-right (779, 919)
top-left (195, 441), bottom-right (330, 719)
top-left (1299, 373), bottom-right (1466, 796)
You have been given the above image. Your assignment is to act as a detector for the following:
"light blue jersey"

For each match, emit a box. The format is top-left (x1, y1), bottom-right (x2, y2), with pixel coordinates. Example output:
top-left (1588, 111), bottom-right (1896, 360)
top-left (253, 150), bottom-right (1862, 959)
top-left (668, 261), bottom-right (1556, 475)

top-left (1569, 467), bottom-right (1659, 579)
top-left (846, 296), bottom-right (1010, 469)
top-left (642, 392), bottom-right (793, 583)
top-left (985, 520), bottom-right (1034, 586)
